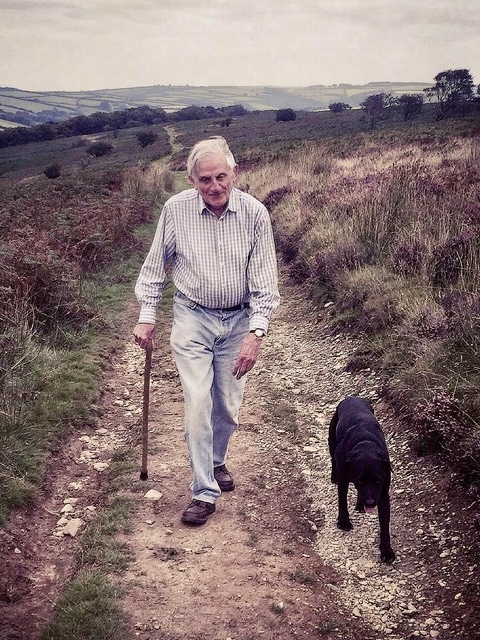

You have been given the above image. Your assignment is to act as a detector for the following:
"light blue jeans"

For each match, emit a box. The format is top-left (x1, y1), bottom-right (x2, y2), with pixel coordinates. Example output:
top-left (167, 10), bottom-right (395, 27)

top-left (170, 292), bottom-right (249, 503)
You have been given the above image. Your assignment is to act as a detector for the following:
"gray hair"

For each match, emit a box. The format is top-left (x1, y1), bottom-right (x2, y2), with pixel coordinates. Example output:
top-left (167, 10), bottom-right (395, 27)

top-left (187, 136), bottom-right (236, 177)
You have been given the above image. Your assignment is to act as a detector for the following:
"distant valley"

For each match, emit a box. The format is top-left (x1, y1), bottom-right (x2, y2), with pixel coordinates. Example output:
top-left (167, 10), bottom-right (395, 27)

top-left (0, 81), bottom-right (431, 129)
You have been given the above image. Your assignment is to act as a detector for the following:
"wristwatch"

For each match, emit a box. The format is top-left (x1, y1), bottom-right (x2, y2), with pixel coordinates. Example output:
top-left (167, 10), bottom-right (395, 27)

top-left (250, 329), bottom-right (266, 338)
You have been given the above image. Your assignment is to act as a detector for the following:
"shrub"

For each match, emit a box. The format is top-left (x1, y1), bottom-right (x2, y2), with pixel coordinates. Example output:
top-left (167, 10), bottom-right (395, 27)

top-left (276, 108), bottom-right (296, 122)
top-left (136, 130), bottom-right (158, 148)
top-left (329, 102), bottom-right (351, 113)
top-left (334, 268), bottom-right (405, 334)
top-left (429, 231), bottom-right (474, 287)
top-left (86, 141), bottom-right (113, 157)
top-left (44, 162), bottom-right (61, 179)
top-left (390, 239), bottom-right (426, 276)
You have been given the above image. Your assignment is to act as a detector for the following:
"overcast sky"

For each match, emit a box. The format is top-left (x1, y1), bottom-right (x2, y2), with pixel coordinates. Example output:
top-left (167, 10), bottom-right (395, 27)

top-left (1, 0), bottom-right (479, 92)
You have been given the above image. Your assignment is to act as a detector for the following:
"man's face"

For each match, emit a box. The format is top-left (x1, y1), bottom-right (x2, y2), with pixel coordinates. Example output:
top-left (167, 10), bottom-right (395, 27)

top-left (189, 153), bottom-right (238, 216)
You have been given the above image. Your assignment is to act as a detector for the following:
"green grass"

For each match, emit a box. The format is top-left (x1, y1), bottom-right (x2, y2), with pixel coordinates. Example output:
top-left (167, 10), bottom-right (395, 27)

top-left (80, 496), bottom-right (134, 573)
top-left (39, 569), bottom-right (131, 640)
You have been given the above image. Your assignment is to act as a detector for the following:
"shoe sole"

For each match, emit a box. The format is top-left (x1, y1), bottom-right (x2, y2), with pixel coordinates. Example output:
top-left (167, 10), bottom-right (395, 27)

top-left (181, 508), bottom-right (215, 525)
top-left (181, 516), bottom-right (209, 525)
top-left (218, 483), bottom-right (235, 492)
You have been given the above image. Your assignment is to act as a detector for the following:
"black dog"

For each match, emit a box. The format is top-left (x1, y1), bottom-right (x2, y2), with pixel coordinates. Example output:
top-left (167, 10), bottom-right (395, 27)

top-left (329, 396), bottom-right (395, 563)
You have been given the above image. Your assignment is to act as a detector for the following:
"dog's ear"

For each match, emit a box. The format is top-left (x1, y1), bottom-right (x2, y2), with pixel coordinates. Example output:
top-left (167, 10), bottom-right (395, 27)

top-left (345, 450), bottom-right (359, 466)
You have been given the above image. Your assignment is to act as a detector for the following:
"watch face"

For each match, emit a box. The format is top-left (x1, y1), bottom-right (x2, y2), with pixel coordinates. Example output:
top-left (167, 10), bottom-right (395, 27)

top-left (254, 329), bottom-right (265, 337)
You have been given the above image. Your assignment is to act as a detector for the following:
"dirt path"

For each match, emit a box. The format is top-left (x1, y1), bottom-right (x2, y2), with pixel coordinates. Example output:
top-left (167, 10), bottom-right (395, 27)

top-left (1, 268), bottom-right (479, 639)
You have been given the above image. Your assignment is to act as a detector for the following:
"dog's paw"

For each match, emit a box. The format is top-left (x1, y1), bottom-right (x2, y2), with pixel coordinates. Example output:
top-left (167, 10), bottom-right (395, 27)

top-left (380, 547), bottom-right (396, 563)
top-left (354, 503), bottom-right (365, 513)
top-left (337, 518), bottom-right (353, 531)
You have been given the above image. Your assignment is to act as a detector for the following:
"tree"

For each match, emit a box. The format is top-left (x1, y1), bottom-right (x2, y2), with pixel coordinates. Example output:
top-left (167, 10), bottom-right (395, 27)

top-left (328, 102), bottom-right (351, 113)
top-left (359, 93), bottom-right (397, 128)
top-left (86, 141), bottom-right (113, 157)
top-left (397, 94), bottom-right (423, 121)
top-left (424, 69), bottom-right (474, 119)
top-left (136, 130), bottom-right (158, 148)
top-left (276, 108), bottom-right (296, 122)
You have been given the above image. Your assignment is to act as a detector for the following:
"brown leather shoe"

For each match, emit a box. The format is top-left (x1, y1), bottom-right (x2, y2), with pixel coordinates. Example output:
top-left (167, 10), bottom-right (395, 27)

top-left (181, 499), bottom-right (216, 525)
top-left (214, 464), bottom-right (235, 491)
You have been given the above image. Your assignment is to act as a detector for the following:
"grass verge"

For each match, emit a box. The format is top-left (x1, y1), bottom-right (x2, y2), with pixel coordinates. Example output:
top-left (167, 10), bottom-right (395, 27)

top-left (39, 569), bottom-right (131, 640)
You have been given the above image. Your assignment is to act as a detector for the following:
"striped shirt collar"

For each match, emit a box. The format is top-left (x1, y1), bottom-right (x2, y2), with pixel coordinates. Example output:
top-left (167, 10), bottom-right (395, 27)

top-left (198, 188), bottom-right (239, 216)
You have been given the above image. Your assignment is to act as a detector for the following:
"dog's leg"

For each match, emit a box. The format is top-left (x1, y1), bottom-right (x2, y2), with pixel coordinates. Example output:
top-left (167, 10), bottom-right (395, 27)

top-left (378, 481), bottom-right (395, 563)
top-left (328, 410), bottom-right (338, 484)
top-left (337, 478), bottom-right (353, 531)
top-left (354, 493), bottom-right (365, 513)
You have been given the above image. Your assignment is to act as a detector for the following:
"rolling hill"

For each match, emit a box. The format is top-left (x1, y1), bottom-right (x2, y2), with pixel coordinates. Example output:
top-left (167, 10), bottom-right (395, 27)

top-left (0, 81), bottom-right (431, 129)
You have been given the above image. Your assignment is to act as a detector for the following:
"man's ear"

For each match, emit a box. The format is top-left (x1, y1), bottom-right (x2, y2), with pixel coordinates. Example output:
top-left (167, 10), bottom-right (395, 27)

top-left (188, 174), bottom-right (196, 187)
top-left (233, 164), bottom-right (239, 180)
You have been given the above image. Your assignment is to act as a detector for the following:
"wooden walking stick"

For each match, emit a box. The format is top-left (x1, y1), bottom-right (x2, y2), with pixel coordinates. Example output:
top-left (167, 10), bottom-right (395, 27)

top-left (140, 341), bottom-right (153, 480)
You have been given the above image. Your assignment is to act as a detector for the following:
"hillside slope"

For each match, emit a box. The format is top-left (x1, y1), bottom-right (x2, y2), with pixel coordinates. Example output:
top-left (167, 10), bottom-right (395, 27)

top-left (0, 81), bottom-right (430, 128)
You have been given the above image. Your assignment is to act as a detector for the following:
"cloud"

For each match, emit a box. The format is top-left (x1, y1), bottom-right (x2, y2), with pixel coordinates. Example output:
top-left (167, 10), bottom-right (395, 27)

top-left (1, 0), bottom-right (479, 91)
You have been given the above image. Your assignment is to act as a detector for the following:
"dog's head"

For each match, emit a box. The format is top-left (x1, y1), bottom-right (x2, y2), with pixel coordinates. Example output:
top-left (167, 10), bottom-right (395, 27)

top-left (346, 448), bottom-right (390, 511)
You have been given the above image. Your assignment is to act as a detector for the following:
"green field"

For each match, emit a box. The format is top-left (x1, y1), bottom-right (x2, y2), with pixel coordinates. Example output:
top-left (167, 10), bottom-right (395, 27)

top-left (0, 81), bottom-right (432, 128)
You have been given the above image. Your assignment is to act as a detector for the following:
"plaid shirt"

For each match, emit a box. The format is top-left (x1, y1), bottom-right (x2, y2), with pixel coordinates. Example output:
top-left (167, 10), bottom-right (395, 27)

top-left (135, 187), bottom-right (280, 332)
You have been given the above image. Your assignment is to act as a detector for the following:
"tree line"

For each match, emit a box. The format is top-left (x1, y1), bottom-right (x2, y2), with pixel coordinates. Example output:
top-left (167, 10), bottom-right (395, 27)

top-left (329, 69), bottom-right (480, 127)
top-left (0, 103), bottom-right (247, 149)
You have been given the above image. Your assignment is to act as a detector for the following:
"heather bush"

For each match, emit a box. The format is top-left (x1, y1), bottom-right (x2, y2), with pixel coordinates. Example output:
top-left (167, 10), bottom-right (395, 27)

top-left (241, 130), bottom-right (480, 483)
top-left (86, 141), bottom-right (113, 157)
top-left (390, 239), bottom-right (426, 277)
top-left (0, 156), bottom-right (176, 519)
top-left (333, 267), bottom-right (406, 334)
top-left (1, 231), bottom-right (93, 337)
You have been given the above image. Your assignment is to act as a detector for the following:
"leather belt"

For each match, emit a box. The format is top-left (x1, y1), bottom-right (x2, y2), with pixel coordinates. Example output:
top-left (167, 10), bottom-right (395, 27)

top-left (207, 302), bottom-right (249, 312)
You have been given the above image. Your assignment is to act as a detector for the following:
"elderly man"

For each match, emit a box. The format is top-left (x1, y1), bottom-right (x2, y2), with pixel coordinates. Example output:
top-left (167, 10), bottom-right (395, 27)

top-left (133, 136), bottom-right (279, 525)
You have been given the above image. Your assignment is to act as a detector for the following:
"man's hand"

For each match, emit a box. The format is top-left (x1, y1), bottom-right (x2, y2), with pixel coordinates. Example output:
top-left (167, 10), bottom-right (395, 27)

top-left (133, 323), bottom-right (156, 350)
top-left (232, 332), bottom-right (263, 380)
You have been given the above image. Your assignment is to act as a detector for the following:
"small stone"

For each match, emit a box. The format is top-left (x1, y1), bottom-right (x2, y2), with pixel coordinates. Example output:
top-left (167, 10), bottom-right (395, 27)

top-left (56, 517), bottom-right (69, 527)
top-left (61, 504), bottom-right (74, 514)
top-left (14, 547), bottom-right (21, 554)
top-left (63, 497), bottom-right (79, 505)
top-left (144, 489), bottom-right (163, 501)
top-left (303, 446), bottom-right (318, 453)
top-left (93, 462), bottom-right (109, 471)
top-left (63, 518), bottom-right (85, 537)
top-left (95, 428), bottom-right (108, 435)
